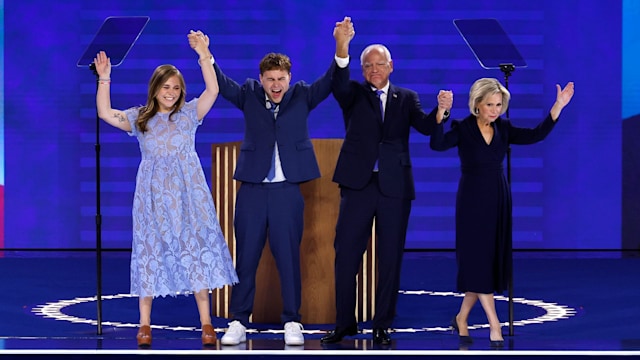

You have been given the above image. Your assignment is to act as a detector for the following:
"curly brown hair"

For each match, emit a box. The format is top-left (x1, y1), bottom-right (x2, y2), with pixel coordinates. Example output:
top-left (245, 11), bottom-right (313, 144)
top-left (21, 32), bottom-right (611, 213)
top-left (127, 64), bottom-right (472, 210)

top-left (259, 53), bottom-right (292, 75)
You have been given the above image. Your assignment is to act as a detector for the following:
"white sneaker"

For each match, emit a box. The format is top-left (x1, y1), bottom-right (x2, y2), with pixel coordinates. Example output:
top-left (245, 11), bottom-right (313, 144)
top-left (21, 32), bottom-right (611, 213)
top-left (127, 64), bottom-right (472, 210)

top-left (284, 321), bottom-right (304, 346)
top-left (221, 320), bottom-right (246, 346)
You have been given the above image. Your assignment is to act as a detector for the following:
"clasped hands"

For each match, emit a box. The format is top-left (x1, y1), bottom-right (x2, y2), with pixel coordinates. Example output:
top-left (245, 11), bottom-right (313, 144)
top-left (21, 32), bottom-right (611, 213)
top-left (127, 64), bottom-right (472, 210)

top-left (334, 16), bottom-right (355, 43)
top-left (438, 90), bottom-right (453, 117)
top-left (188, 30), bottom-right (210, 57)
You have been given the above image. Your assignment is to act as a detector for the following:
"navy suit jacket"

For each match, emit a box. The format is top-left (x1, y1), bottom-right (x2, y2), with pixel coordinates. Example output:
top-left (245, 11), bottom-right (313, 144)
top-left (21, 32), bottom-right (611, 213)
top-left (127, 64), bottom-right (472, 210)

top-left (214, 60), bottom-right (337, 184)
top-left (331, 64), bottom-right (439, 199)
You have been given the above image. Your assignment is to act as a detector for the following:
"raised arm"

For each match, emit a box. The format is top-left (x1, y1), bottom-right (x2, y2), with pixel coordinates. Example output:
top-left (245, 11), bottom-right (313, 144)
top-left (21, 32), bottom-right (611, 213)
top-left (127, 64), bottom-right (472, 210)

top-left (436, 89), bottom-right (453, 124)
top-left (334, 16), bottom-right (354, 60)
top-left (509, 83), bottom-right (574, 144)
top-left (332, 17), bottom-right (355, 108)
top-left (305, 18), bottom-right (355, 109)
top-left (549, 81), bottom-right (574, 121)
top-left (188, 30), bottom-right (219, 121)
top-left (94, 51), bottom-right (132, 132)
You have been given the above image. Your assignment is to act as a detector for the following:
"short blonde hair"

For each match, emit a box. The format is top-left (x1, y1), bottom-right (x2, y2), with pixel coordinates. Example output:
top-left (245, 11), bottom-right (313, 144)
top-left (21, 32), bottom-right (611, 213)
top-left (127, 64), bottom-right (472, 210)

top-left (468, 78), bottom-right (510, 116)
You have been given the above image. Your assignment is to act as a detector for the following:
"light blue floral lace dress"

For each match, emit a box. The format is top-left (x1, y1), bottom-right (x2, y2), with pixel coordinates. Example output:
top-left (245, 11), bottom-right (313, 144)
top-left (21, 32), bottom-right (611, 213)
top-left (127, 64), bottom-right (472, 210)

top-left (124, 98), bottom-right (238, 298)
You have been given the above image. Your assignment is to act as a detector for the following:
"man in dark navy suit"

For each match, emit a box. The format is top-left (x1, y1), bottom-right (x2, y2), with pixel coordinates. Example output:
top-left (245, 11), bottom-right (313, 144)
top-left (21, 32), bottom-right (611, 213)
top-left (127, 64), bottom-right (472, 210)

top-left (321, 37), bottom-right (453, 345)
top-left (212, 17), bottom-right (356, 347)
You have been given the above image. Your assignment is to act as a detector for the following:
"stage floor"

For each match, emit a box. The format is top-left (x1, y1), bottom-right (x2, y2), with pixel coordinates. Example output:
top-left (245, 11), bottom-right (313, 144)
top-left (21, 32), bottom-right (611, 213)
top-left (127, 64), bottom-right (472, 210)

top-left (0, 250), bottom-right (639, 358)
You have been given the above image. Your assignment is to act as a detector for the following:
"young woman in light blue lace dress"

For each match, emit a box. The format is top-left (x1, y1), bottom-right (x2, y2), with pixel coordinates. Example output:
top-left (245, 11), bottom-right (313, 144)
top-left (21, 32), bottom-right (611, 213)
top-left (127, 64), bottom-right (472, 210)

top-left (93, 30), bottom-right (238, 347)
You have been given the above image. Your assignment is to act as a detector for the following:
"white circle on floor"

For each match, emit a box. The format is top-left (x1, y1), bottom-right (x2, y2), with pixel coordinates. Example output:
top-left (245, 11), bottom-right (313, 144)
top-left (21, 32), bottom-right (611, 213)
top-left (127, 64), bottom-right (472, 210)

top-left (31, 290), bottom-right (575, 333)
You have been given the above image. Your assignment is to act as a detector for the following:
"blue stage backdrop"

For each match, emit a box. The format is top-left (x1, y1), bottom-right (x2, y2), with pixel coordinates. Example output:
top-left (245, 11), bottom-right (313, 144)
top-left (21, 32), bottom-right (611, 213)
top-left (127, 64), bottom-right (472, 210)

top-left (3, 1), bottom-right (623, 250)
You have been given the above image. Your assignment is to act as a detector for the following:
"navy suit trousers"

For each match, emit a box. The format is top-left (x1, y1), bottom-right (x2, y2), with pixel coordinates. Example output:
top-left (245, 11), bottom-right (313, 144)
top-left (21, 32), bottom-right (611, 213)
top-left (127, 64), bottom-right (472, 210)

top-left (230, 181), bottom-right (304, 325)
top-left (333, 173), bottom-right (412, 329)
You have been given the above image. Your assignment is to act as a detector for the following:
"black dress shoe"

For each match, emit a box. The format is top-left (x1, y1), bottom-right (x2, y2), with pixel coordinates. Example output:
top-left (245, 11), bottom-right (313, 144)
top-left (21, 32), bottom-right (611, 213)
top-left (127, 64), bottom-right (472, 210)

top-left (451, 316), bottom-right (473, 344)
top-left (372, 328), bottom-right (391, 345)
top-left (320, 324), bottom-right (358, 344)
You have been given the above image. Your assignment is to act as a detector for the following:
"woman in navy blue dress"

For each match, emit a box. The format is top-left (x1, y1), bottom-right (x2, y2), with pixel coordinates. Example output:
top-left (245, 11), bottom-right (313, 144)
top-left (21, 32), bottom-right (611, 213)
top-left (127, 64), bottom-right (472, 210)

top-left (430, 78), bottom-right (574, 346)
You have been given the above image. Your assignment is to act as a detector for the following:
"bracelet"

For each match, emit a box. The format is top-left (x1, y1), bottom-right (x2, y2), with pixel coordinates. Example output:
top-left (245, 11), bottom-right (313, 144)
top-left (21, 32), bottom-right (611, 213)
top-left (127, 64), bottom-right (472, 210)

top-left (197, 56), bottom-right (214, 66)
top-left (98, 78), bottom-right (111, 82)
top-left (98, 80), bottom-right (111, 85)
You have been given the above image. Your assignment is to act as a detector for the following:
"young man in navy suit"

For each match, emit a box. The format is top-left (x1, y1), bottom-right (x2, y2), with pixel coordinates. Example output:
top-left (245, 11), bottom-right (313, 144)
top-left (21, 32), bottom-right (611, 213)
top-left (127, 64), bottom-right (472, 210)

top-left (321, 34), bottom-right (453, 345)
top-left (210, 17), bottom-right (356, 347)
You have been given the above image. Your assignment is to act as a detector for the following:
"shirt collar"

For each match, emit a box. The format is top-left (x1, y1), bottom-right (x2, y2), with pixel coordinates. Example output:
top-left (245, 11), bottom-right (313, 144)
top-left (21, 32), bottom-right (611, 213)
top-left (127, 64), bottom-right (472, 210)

top-left (370, 83), bottom-right (390, 95)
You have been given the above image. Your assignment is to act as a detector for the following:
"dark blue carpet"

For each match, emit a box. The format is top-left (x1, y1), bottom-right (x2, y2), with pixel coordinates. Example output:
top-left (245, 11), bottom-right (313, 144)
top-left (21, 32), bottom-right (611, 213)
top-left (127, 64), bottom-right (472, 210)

top-left (0, 250), bottom-right (639, 353)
